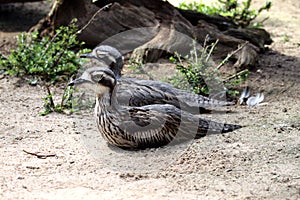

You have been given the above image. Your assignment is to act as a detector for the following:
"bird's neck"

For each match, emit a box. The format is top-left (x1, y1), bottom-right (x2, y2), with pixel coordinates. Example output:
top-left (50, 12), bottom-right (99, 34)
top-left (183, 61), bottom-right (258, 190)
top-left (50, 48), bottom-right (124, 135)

top-left (115, 57), bottom-right (123, 78)
top-left (96, 91), bottom-right (120, 117)
top-left (96, 93), bottom-right (109, 113)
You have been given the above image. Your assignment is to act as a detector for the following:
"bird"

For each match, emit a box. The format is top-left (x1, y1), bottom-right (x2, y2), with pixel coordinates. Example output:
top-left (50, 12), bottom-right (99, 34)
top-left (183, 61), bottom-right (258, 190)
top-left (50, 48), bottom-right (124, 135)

top-left (80, 45), bottom-right (235, 114)
top-left (69, 67), bottom-right (242, 149)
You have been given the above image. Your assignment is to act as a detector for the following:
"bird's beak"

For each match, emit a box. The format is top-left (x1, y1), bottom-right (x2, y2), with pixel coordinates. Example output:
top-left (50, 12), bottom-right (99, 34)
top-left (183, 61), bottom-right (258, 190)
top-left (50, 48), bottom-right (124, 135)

top-left (68, 78), bottom-right (92, 86)
top-left (80, 53), bottom-right (94, 59)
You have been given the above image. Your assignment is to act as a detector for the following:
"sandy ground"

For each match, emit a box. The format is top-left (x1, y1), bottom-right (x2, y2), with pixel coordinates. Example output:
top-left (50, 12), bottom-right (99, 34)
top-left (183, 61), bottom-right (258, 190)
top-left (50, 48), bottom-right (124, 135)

top-left (0, 0), bottom-right (300, 199)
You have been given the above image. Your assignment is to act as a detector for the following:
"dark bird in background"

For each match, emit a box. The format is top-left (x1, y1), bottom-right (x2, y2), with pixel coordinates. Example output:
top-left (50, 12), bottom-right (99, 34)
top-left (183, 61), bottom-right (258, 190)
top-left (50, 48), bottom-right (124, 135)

top-left (80, 45), bottom-right (235, 114)
top-left (69, 67), bottom-right (242, 149)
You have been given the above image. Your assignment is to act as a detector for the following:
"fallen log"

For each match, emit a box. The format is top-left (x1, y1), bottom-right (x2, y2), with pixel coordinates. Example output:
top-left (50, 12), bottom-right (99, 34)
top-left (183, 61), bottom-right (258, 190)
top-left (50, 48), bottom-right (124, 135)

top-left (30, 0), bottom-right (272, 69)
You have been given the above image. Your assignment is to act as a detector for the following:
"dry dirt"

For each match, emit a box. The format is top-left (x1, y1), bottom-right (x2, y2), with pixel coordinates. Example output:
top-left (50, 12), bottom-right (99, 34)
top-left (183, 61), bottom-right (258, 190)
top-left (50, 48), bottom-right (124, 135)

top-left (0, 0), bottom-right (300, 199)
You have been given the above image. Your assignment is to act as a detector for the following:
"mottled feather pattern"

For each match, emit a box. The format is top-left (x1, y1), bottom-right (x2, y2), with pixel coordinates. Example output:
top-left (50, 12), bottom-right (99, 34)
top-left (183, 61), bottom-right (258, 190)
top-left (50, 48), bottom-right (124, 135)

top-left (94, 92), bottom-right (241, 149)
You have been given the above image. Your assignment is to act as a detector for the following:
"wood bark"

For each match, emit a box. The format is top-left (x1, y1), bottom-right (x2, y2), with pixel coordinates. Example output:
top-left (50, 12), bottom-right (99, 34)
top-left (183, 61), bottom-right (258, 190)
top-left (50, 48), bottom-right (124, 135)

top-left (0, 0), bottom-right (43, 3)
top-left (30, 0), bottom-right (272, 69)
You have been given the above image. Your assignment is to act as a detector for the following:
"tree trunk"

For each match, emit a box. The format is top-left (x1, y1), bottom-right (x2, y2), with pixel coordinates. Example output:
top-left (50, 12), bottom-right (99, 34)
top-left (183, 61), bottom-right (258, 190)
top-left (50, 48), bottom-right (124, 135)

top-left (30, 0), bottom-right (272, 69)
top-left (0, 0), bottom-right (43, 3)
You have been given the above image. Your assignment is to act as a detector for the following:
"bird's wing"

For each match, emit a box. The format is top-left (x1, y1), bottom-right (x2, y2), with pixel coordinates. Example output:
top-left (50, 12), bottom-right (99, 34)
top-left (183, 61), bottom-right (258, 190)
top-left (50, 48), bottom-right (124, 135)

top-left (118, 105), bottom-right (179, 133)
top-left (114, 103), bottom-right (240, 148)
top-left (116, 104), bottom-right (201, 147)
top-left (115, 79), bottom-right (181, 108)
top-left (130, 78), bottom-right (233, 107)
top-left (131, 79), bottom-right (177, 95)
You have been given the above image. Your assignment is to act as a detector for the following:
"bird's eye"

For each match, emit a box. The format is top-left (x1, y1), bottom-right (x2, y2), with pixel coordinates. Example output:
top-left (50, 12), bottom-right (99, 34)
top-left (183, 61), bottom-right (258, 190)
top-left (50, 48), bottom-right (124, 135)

top-left (96, 50), bottom-right (108, 59)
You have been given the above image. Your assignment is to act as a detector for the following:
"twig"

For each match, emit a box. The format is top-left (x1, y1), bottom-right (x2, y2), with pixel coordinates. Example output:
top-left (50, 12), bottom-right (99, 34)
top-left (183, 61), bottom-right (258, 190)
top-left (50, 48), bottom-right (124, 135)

top-left (34, 22), bottom-right (68, 66)
top-left (225, 69), bottom-right (249, 81)
top-left (259, 17), bottom-right (269, 25)
top-left (278, 82), bottom-right (296, 95)
top-left (60, 83), bottom-right (75, 108)
top-left (23, 149), bottom-right (56, 159)
top-left (0, 41), bottom-right (8, 48)
top-left (205, 39), bottom-right (219, 62)
top-left (175, 52), bottom-right (184, 67)
top-left (76, 3), bottom-right (113, 35)
top-left (203, 34), bottom-right (209, 50)
top-left (45, 83), bottom-right (55, 108)
top-left (217, 41), bottom-right (249, 70)
top-left (35, 3), bottom-right (112, 73)
top-left (202, 35), bottom-right (210, 61)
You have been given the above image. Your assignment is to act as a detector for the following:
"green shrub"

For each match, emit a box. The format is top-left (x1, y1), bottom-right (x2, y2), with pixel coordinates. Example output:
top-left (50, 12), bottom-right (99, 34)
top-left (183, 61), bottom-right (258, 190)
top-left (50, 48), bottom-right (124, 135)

top-left (179, 1), bottom-right (222, 16)
top-left (0, 19), bottom-right (87, 83)
top-left (0, 19), bottom-right (90, 115)
top-left (179, 0), bottom-right (272, 27)
top-left (168, 40), bottom-right (249, 97)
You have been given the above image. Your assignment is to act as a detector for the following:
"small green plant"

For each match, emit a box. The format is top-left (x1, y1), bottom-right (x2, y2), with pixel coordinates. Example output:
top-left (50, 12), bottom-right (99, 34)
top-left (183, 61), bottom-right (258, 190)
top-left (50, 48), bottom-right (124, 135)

top-left (179, 1), bottom-right (222, 15)
top-left (39, 84), bottom-right (75, 116)
top-left (168, 39), bottom-right (249, 97)
top-left (282, 34), bottom-right (291, 43)
top-left (179, 0), bottom-right (272, 27)
top-left (0, 19), bottom-right (90, 115)
top-left (40, 85), bottom-right (95, 116)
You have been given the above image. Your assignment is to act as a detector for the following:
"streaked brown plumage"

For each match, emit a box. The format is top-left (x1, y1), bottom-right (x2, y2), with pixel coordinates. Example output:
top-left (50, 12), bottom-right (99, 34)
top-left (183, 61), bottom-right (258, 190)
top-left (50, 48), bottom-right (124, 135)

top-left (69, 67), bottom-right (242, 149)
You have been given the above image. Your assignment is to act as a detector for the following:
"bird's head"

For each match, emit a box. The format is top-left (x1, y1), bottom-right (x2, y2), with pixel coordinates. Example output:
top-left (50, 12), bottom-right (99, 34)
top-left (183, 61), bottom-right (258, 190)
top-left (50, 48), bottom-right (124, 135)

top-left (68, 67), bottom-right (117, 97)
top-left (80, 45), bottom-right (123, 78)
